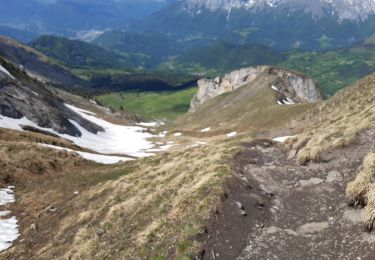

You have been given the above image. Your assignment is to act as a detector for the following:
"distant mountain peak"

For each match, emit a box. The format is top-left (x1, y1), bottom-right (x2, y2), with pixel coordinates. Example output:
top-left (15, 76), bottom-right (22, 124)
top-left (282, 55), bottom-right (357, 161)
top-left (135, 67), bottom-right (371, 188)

top-left (181, 0), bottom-right (375, 21)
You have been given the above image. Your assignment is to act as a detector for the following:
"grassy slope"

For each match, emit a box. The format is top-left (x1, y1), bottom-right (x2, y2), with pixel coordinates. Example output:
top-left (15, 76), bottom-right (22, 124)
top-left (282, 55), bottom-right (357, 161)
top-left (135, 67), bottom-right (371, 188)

top-left (286, 73), bottom-right (375, 165)
top-left (178, 73), bottom-right (313, 133)
top-left (96, 87), bottom-right (197, 121)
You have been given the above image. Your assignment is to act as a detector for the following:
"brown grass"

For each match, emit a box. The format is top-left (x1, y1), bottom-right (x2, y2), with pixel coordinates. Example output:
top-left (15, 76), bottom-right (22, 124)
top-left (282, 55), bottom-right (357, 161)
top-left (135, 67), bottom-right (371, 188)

top-left (24, 140), bottom-right (238, 260)
top-left (286, 74), bottom-right (375, 164)
top-left (346, 153), bottom-right (375, 230)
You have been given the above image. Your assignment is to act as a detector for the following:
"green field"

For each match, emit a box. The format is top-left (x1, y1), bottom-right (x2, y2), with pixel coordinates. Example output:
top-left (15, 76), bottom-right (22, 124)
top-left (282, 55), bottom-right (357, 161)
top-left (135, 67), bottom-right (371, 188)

top-left (96, 87), bottom-right (197, 120)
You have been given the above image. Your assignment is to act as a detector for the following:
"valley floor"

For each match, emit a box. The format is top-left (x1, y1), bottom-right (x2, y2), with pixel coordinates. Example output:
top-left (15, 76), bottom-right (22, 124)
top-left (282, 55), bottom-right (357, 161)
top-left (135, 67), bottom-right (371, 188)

top-left (200, 130), bottom-right (375, 259)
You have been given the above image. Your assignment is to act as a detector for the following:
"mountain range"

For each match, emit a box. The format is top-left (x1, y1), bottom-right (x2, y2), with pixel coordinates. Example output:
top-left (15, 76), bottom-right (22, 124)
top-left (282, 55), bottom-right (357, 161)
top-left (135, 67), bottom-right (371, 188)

top-left (137, 0), bottom-right (375, 50)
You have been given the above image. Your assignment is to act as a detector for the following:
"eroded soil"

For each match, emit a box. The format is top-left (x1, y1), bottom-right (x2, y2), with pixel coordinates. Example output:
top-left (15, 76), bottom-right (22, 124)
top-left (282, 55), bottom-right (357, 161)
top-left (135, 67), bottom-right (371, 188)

top-left (200, 130), bottom-right (375, 259)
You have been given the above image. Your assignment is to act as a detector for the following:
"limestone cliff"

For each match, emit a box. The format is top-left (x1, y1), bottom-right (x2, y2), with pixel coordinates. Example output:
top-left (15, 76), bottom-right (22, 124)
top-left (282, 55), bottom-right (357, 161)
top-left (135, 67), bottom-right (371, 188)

top-left (189, 66), bottom-right (322, 111)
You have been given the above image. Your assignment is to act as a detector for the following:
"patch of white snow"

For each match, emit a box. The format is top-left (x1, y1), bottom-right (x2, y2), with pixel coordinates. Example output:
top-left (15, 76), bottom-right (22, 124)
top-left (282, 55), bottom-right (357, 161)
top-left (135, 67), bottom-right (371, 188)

top-left (201, 127), bottom-right (211, 132)
top-left (0, 65), bottom-right (15, 80)
top-left (39, 144), bottom-right (134, 164)
top-left (227, 132), bottom-right (237, 138)
top-left (272, 135), bottom-right (297, 143)
top-left (0, 187), bottom-right (19, 252)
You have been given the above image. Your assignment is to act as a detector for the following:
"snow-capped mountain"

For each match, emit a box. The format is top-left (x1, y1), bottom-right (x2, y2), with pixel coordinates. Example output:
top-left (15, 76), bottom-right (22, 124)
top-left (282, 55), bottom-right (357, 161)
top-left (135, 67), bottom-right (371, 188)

top-left (182, 0), bottom-right (375, 21)
top-left (137, 0), bottom-right (375, 50)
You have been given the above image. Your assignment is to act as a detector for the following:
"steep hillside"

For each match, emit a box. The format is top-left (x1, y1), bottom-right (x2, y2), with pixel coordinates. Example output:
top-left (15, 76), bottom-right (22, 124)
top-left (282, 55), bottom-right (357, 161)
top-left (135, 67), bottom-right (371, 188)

top-left (0, 56), bottom-right (102, 136)
top-left (0, 36), bottom-right (85, 86)
top-left (29, 35), bottom-right (131, 69)
top-left (93, 31), bottom-right (175, 67)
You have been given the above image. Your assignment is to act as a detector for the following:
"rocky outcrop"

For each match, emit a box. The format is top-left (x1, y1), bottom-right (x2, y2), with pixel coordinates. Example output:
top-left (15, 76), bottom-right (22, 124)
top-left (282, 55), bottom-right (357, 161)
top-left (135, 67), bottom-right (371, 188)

top-left (0, 57), bottom-right (103, 136)
top-left (189, 66), bottom-right (322, 111)
top-left (270, 67), bottom-right (322, 104)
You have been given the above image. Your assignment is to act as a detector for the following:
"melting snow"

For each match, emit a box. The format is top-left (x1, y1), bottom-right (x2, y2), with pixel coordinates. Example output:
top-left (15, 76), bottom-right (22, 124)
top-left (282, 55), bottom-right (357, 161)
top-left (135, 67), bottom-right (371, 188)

top-left (0, 115), bottom-right (40, 131)
top-left (201, 127), bottom-right (211, 132)
top-left (0, 188), bottom-right (15, 206)
top-left (0, 104), bottom-right (172, 160)
top-left (227, 132), bottom-right (237, 138)
top-left (0, 187), bottom-right (20, 252)
top-left (0, 65), bottom-right (15, 80)
top-left (158, 131), bottom-right (168, 138)
top-left (62, 104), bottom-right (158, 157)
top-left (174, 133), bottom-right (182, 137)
top-left (65, 104), bottom-right (96, 116)
top-left (0, 217), bottom-right (19, 252)
top-left (0, 211), bottom-right (10, 217)
top-left (271, 85), bottom-right (279, 91)
top-left (273, 135), bottom-right (297, 143)
top-left (136, 122), bottom-right (159, 127)
top-left (39, 144), bottom-right (134, 164)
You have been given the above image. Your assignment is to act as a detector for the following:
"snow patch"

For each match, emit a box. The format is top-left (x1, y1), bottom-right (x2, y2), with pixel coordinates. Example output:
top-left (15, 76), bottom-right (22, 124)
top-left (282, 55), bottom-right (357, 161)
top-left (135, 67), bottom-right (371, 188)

top-left (0, 187), bottom-right (19, 252)
top-left (0, 65), bottom-right (15, 80)
top-left (158, 131), bottom-right (168, 138)
top-left (0, 188), bottom-right (15, 206)
top-left (65, 104), bottom-right (96, 116)
top-left (0, 211), bottom-right (10, 217)
top-left (136, 122), bottom-right (159, 127)
top-left (39, 144), bottom-right (134, 164)
top-left (271, 85), bottom-right (279, 91)
top-left (63, 104), bottom-right (156, 157)
top-left (201, 127), bottom-right (211, 132)
top-left (174, 132), bottom-right (182, 137)
top-left (0, 104), bottom-right (168, 158)
top-left (227, 132), bottom-right (237, 138)
top-left (272, 135), bottom-right (297, 143)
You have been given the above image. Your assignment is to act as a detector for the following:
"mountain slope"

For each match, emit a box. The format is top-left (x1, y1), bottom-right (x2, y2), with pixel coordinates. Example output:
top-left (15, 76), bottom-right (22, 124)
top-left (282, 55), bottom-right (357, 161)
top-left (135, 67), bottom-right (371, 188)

top-left (179, 66), bottom-right (321, 132)
top-left (0, 56), bottom-right (102, 136)
top-left (29, 35), bottom-right (130, 69)
top-left (93, 31), bottom-right (175, 67)
top-left (0, 36), bottom-right (85, 86)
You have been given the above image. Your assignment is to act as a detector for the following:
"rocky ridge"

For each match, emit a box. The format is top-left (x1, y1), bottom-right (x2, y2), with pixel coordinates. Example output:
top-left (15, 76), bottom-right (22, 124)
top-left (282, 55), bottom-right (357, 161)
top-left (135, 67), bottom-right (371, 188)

top-left (190, 66), bottom-right (322, 111)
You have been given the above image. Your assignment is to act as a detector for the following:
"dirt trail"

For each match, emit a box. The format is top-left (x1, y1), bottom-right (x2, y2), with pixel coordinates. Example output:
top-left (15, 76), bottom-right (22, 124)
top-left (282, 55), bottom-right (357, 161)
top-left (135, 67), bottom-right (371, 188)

top-left (200, 129), bottom-right (375, 259)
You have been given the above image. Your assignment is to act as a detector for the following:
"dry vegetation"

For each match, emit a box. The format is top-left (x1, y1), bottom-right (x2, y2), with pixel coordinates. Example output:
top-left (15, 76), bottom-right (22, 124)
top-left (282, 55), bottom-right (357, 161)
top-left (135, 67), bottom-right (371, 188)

top-left (32, 141), bottom-right (236, 259)
top-left (286, 74), bottom-right (375, 165)
top-left (346, 153), bottom-right (375, 231)
top-left (0, 124), bottom-right (239, 259)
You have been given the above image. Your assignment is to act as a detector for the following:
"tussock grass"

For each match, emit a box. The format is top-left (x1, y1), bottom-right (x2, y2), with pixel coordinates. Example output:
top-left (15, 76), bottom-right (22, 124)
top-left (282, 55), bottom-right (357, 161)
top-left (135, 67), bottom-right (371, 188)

top-left (346, 154), bottom-right (375, 230)
top-left (287, 75), bottom-right (375, 164)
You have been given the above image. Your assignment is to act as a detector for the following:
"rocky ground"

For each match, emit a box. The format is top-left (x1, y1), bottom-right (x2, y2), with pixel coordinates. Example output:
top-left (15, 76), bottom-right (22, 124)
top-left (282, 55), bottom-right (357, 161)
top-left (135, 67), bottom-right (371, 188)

top-left (199, 129), bottom-right (375, 259)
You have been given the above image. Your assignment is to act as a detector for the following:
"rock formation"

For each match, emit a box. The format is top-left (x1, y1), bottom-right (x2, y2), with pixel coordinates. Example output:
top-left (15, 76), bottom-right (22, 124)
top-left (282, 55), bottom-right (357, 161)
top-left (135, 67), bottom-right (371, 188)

top-left (190, 66), bottom-right (322, 111)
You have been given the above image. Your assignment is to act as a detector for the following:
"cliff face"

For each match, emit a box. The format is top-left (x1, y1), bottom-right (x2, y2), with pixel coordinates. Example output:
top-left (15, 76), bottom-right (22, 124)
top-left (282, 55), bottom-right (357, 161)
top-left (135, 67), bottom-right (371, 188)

top-left (189, 66), bottom-right (322, 111)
